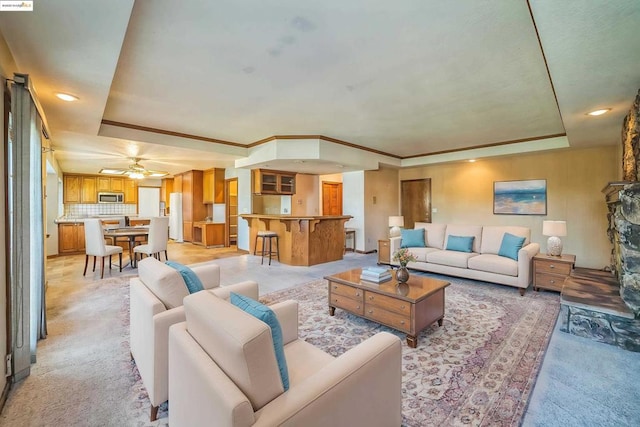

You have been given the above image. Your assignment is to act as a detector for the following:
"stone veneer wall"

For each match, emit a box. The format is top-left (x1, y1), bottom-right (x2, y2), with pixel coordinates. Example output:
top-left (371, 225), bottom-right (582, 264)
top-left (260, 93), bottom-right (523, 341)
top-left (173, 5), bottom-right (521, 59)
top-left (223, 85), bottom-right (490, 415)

top-left (622, 89), bottom-right (640, 181)
top-left (617, 184), bottom-right (640, 315)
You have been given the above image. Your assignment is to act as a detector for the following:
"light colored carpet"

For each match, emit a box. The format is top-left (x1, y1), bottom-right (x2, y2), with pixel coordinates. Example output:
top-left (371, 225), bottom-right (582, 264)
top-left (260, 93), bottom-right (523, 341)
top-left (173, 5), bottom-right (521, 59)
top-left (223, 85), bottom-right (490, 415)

top-left (0, 272), bottom-right (559, 426)
top-left (261, 277), bottom-right (560, 427)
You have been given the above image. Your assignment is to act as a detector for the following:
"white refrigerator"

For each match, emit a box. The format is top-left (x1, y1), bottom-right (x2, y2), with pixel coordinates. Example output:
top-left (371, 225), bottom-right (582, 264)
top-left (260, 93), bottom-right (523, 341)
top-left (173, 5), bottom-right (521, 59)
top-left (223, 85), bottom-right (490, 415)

top-left (169, 192), bottom-right (183, 242)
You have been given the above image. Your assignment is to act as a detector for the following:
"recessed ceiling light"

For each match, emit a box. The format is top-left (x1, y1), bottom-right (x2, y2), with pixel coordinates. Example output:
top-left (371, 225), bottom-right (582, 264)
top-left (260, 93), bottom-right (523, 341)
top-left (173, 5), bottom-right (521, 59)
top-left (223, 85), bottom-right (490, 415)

top-left (586, 108), bottom-right (611, 116)
top-left (55, 92), bottom-right (79, 102)
top-left (468, 159), bottom-right (476, 163)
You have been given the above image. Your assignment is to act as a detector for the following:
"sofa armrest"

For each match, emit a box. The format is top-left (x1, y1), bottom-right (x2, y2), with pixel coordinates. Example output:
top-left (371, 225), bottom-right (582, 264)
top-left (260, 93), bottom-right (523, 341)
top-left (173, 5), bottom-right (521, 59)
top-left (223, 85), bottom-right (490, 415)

top-left (389, 236), bottom-right (402, 265)
top-left (269, 300), bottom-right (298, 345)
top-left (130, 278), bottom-right (166, 362)
top-left (253, 332), bottom-right (402, 427)
top-left (517, 242), bottom-right (540, 288)
top-left (191, 263), bottom-right (221, 290)
top-left (210, 280), bottom-right (259, 301)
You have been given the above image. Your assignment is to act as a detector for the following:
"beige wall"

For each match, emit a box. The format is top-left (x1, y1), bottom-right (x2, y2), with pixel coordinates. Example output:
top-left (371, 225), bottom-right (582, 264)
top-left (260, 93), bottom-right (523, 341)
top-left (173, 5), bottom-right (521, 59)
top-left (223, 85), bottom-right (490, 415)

top-left (292, 174), bottom-right (319, 216)
top-left (364, 167), bottom-right (400, 251)
top-left (399, 146), bottom-right (617, 269)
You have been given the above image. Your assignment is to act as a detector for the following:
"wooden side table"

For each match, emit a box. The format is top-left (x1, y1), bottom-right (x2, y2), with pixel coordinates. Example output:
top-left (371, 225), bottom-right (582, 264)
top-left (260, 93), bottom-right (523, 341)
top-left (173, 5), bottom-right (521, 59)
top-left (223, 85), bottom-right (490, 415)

top-left (378, 239), bottom-right (390, 265)
top-left (533, 253), bottom-right (576, 292)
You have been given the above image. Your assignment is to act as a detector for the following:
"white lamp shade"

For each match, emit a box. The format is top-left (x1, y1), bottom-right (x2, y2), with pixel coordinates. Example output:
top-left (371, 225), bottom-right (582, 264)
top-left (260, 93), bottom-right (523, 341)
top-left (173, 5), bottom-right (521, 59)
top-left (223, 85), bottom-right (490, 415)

top-left (388, 216), bottom-right (404, 227)
top-left (542, 220), bottom-right (567, 237)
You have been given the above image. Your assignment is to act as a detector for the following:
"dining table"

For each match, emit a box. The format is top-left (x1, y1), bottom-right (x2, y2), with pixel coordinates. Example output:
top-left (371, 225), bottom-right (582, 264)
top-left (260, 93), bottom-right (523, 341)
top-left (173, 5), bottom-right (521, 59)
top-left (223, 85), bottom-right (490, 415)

top-left (103, 226), bottom-right (150, 268)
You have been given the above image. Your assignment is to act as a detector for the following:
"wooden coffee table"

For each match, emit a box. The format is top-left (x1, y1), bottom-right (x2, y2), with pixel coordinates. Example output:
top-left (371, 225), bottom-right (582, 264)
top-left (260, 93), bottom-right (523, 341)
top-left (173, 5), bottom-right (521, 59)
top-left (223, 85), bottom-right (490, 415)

top-left (325, 268), bottom-right (450, 348)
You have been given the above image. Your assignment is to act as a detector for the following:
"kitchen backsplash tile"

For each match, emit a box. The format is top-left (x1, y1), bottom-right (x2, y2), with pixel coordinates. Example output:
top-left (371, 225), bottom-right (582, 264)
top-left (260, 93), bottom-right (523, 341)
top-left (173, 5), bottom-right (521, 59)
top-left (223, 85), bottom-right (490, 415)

top-left (65, 204), bottom-right (137, 217)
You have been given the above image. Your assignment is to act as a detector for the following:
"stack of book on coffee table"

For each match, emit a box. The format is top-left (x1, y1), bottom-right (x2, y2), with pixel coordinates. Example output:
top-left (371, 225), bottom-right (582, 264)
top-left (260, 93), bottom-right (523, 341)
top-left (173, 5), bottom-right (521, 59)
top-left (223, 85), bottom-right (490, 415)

top-left (360, 266), bottom-right (392, 283)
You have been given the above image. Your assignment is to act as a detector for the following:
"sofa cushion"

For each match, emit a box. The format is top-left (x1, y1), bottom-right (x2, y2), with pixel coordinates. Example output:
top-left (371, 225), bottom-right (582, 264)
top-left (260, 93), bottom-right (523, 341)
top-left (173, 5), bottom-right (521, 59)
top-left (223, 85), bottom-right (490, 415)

top-left (184, 291), bottom-right (284, 411)
top-left (445, 225), bottom-right (483, 253)
top-left (400, 228), bottom-right (425, 248)
top-left (498, 233), bottom-right (526, 261)
top-left (445, 235), bottom-right (475, 253)
top-left (480, 226), bottom-right (531, 255)
top-left (414, 222), bottom-right (447, 249)
top-left (426, 250), bottom-right (479, 269)
top-left (165, 261), bottom-right (204, 294)
top-left (468, 254), bottom-right (518, 277)
top-left (406, 247), bottom-right (440, 262)
top-left (138, 257), bottom-right (189, 309)
top-left (230, 293), bottom-right (289, 391)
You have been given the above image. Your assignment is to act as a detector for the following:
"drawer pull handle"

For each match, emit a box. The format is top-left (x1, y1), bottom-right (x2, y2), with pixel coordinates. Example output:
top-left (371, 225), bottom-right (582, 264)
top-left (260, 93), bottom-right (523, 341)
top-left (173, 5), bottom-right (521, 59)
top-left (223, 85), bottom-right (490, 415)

top-left (356, 292), bottom-right (361, 297)
top-left (356, 305), bottom-right (360, 309)
top-left (400, 305), bottom-right (405, 309)
top-left (368, 310), bottom-right (373, 314)
top-left (333, 285), bottom-right (338, 289)
top-left (400, 320), bottom-right (405, 325)
top-left (550, 280), bottom-right (555, 284)
top-left (549, 265), bottom-right (555, 269)
top-left (369, 296), bottom-right (374, 300)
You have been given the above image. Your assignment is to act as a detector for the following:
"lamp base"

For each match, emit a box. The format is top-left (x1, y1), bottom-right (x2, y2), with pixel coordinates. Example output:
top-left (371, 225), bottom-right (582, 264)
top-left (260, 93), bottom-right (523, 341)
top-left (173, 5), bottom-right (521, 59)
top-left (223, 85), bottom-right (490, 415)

top-left (546, 236), bottom-right (563, 256)
top-left (389, 226), bottom-right (401, 238)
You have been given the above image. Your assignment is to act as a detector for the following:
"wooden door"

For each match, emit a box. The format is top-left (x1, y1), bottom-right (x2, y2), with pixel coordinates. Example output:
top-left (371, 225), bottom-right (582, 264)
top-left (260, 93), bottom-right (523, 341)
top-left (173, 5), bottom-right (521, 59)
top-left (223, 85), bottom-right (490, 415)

top-left (226, 178), bottom-right (238, 246)
top-left (401, 179), bottom-right (431, 229)
top-left (322, 182), bottom-right (343, 215)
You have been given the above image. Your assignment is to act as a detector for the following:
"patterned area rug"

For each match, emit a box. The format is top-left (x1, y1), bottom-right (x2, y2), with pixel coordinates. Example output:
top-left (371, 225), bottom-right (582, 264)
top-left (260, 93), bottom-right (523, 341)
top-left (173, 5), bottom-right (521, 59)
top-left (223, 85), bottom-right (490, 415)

top-left (261, 276), bottom-right (560, 427)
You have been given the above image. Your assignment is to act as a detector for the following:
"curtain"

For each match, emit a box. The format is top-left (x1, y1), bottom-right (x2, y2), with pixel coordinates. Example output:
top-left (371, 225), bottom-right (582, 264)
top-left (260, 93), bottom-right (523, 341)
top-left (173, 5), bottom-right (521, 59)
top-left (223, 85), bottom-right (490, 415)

top-left (9, 73), bottom-right (46, 380)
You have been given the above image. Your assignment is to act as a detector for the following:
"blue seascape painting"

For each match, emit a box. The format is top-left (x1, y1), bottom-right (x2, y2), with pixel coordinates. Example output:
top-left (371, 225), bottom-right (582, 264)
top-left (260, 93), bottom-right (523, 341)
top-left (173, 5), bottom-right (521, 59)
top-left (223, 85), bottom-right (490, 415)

top-left (493, 179), bottom-right (547, 215)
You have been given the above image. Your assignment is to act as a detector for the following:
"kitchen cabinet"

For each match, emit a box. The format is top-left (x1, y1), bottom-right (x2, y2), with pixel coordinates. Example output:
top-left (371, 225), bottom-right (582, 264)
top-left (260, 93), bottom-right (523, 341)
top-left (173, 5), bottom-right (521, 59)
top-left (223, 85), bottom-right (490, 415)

top-left (253, 169), bottom-right (296, 195)
top-left (97, 177), bottom-right (111, 192)
top-left (203, 168), bottom-right (225, 204)
top-left (193, 222), bottom-right (224, 247)
top-left (58, 222), bottom-right (85, 254)
top-left (63, 175), bottom-right (81, 203)
top-left (160, 178), bottom-right (174, 211)
top-left (175, 170), bottom-right (206, 242)
top-left (124, 179), bottom-right (137, 204)
top-left (81, 177), bottom-right (97, 203)
top-left (97, 177), bottom-right (125, 193)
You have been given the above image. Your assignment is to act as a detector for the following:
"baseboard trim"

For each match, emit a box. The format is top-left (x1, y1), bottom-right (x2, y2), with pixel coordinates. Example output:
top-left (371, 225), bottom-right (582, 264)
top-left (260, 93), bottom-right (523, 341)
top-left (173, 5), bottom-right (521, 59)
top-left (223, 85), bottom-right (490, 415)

top-left (0, 380), bottom-right (11, 414)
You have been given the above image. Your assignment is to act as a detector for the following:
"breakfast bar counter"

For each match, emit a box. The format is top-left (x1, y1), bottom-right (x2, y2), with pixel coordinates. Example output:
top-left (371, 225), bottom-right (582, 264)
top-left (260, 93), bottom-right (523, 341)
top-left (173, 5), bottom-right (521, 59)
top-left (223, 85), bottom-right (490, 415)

top-left (240, 214), bottom-right (353, 266)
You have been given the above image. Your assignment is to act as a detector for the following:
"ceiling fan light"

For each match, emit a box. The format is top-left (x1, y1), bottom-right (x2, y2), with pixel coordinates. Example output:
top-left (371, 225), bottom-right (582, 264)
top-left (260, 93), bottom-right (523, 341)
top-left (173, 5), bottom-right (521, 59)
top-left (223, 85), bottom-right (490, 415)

top-left (128, 171), bottom-right (145, 179)
top-left (586, 108), bottom-right (611, 116)
top-left (147, 172), bottom-right (169, 177)
top-left (99, 168), bottom-right (125, 175)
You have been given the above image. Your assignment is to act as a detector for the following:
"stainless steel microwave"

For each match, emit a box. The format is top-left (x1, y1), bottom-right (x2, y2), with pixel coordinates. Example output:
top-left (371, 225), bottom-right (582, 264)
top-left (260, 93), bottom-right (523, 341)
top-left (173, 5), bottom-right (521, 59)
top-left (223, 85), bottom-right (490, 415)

top-left (98, 192), bottom-right (124, 203)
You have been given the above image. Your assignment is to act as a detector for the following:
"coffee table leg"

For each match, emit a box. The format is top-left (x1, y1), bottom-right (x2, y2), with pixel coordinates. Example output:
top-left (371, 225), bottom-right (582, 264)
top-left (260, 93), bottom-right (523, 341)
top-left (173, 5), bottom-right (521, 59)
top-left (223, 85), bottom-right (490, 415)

top-left (406, 335), bottom-right (417, 348)
top-left (329, 306), bottom-right (335, 316)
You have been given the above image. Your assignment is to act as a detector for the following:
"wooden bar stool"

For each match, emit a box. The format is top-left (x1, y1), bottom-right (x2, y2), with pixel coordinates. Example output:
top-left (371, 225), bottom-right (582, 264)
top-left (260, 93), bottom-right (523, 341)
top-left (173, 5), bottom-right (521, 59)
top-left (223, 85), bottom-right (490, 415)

top-left (344, 228), bottom-right (356, 254)
top-left (254, 231), bottom-right (279, 265)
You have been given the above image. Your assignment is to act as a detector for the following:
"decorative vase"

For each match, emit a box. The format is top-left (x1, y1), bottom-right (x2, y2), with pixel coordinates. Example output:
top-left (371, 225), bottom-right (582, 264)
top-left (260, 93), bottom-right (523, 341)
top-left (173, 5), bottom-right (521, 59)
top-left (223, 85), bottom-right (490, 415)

top-left (396, 282), bottom-right (410, 296)
top-left (396, 266), bottom-right (410, 284)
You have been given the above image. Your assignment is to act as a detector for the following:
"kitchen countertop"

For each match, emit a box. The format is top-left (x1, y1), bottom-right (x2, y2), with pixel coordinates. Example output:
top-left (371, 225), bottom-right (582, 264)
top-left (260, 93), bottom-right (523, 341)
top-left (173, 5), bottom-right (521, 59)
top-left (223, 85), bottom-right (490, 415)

top-left (54, 215), bottom-right (153, 224)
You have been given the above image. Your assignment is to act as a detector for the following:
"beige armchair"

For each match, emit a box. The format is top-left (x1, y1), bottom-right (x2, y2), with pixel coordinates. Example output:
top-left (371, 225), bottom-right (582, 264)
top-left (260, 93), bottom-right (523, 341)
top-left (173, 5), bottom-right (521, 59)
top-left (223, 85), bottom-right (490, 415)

top-left (168, 290), bottom-right (403, 427)
top-left (130, 257), bottom-right (259, 421)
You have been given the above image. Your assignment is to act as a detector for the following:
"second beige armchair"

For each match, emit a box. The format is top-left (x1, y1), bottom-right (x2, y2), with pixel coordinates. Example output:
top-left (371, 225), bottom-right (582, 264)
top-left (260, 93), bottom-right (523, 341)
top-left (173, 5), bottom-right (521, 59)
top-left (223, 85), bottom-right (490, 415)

top-left (168, 290), bottom-right (403, 427)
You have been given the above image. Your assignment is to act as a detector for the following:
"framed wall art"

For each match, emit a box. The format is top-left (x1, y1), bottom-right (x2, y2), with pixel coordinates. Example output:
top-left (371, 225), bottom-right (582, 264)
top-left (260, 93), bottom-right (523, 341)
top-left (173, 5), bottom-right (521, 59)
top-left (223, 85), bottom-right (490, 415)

top-left (493, 179), bottom-right (547, 215)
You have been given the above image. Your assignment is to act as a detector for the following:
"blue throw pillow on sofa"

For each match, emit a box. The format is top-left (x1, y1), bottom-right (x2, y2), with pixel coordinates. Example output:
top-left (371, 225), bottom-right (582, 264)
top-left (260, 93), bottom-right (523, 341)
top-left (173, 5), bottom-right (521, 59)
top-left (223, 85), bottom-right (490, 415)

top-left (400, 228), bottom-right (426, 248)
top-left (446, 235), bottom-right (474, 253)
top-left (230, 292), bottom-right (289, 391)
top-left (498, 232), bottom-right (526, 261)
top-left (165, 261), bottom-right (204, 293)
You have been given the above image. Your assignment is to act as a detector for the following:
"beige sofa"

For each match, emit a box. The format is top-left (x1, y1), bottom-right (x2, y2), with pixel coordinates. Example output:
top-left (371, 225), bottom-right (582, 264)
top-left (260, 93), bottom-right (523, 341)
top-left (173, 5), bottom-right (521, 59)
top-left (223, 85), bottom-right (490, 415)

top-left (168, 290), bottom-right (402, 427)
top-left (390, 223), bottom-right (539, 295)
top-left (130, 257), bottom-right (259, 421)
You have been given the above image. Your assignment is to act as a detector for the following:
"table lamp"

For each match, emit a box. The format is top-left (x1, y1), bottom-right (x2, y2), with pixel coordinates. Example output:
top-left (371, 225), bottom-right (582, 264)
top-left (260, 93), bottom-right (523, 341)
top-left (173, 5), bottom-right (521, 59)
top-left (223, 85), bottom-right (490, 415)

top-left (388, 216), bottom-right (404, 238)
top-left (542, 220), bottom-right (567, 256)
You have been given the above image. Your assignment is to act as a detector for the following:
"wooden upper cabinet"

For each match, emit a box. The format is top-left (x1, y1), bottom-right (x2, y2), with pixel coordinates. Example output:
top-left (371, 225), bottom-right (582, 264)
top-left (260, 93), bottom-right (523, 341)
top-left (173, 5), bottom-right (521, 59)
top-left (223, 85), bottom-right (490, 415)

top-left (110, 177), bottom-right (125, 192)
top-left (81, 177), bottom-right (97, 203)
top-left (63, 175), bottom-right (81, 203)
top-left (203, 168), bottom-right (225, 204)
top-left (97, 177), bottom-right (111, 192)
top-left (124, 179), bottom-right (137, 204)
top-left (253, 169), bottom-right (296, 195)
top-left (98, 177), bottom-right (125, 193)
top-left (160, 178), bottom-right (174, 203)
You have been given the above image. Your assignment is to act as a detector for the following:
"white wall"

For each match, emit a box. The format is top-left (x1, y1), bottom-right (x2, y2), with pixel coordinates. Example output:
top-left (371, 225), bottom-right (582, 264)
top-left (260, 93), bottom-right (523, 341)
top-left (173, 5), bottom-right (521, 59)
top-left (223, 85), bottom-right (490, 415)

top-left (45, 169), bottom-right (59, 256)
top-left (342, 171), bottom-right (365, 251)
top-left (226, 168), bottom-right (252, 251)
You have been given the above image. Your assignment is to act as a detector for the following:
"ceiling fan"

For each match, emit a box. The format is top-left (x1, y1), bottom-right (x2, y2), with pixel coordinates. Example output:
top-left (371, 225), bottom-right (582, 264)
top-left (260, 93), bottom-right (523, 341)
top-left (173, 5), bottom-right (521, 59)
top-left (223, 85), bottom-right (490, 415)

top-left (98, 157), bottom-right (169, 179)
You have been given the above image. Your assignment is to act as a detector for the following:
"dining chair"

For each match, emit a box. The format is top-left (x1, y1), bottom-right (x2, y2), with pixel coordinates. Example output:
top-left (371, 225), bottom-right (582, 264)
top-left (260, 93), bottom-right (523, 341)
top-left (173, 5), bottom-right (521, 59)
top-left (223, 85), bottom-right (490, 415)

top-left (83, 219), bottom-right (123, 279)
top-left (133, 216), bottom-right (170, 263)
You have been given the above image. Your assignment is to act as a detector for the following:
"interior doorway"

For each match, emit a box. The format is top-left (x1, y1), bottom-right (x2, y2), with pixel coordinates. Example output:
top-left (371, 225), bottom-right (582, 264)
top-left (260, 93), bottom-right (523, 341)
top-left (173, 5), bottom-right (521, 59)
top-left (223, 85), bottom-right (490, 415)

top-left (225, 178), bottom-right (238, 246)
top-left (322, 181), bottom-right (342, 215)
top-left (401, 178), bottom-right (432, 229)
